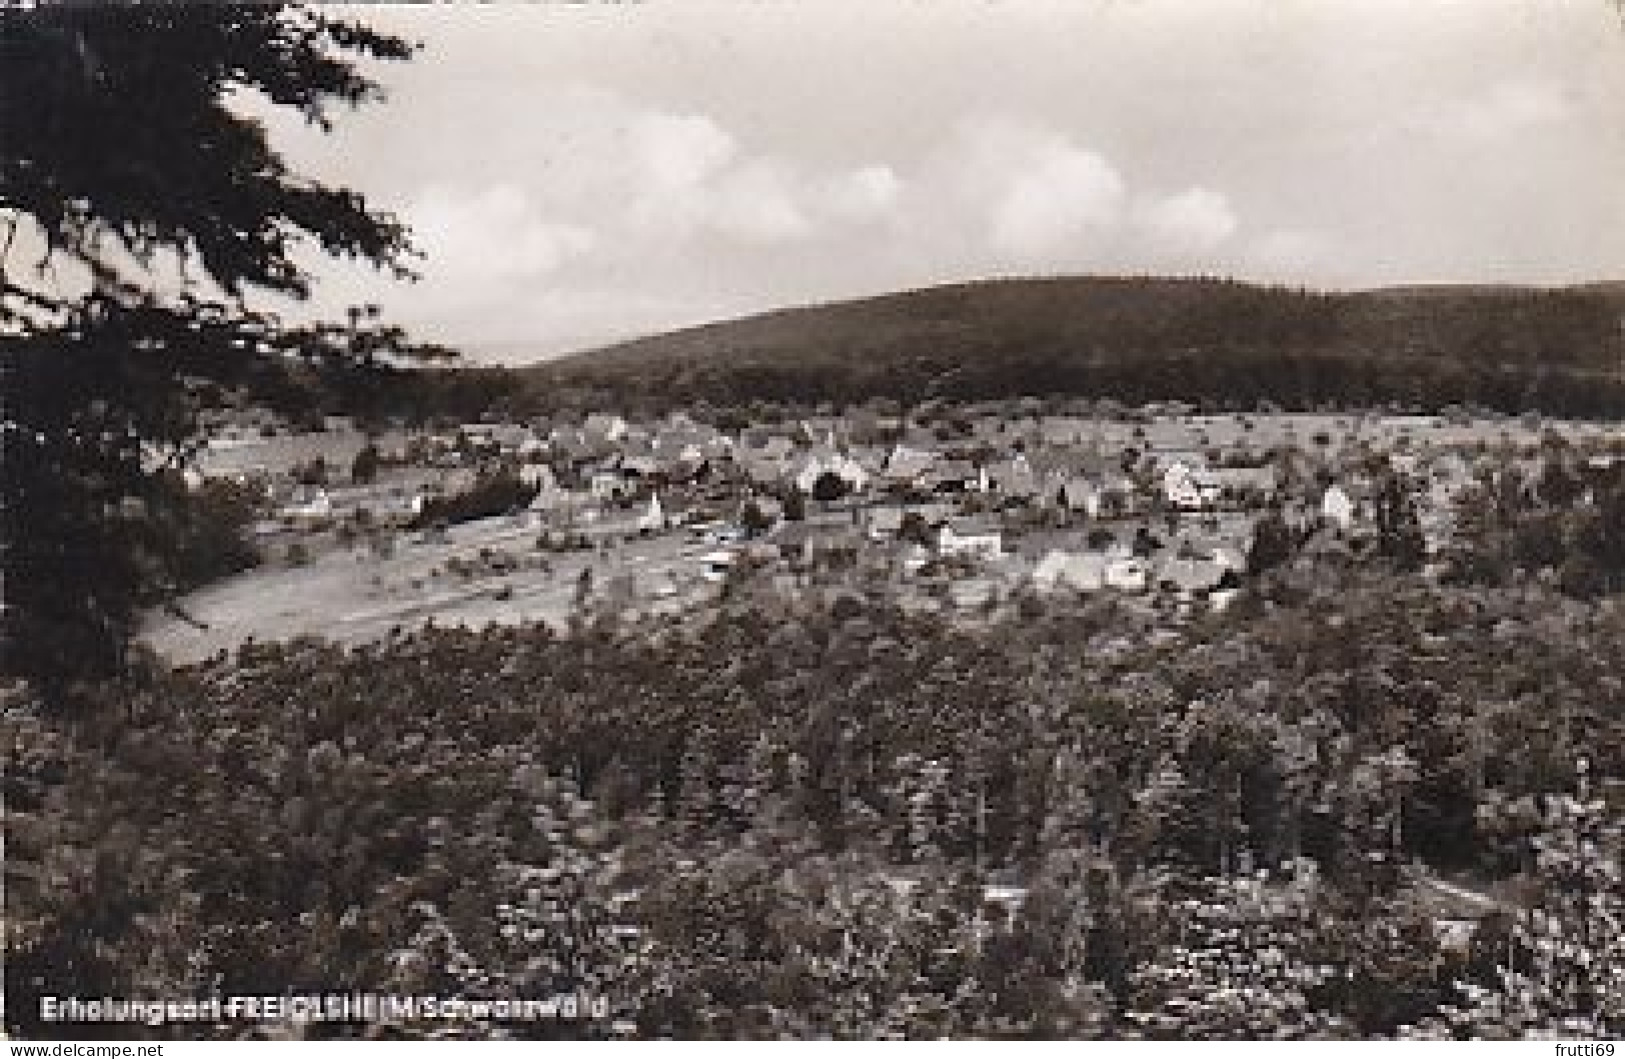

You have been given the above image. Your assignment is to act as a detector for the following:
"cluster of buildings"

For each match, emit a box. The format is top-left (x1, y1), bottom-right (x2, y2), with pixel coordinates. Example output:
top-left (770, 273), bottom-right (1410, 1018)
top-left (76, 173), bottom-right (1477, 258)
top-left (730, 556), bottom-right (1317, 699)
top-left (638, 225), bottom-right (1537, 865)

top-left (211, 408), bottom-right (1624, 619)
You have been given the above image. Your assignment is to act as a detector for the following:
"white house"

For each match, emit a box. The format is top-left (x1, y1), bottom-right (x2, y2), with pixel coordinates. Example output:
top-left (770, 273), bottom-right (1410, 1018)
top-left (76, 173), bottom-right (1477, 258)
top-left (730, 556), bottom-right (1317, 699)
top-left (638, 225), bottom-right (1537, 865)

top-left (1053, 475), bottom-right (1102, 516)
top-left (518, 463), bottom-right (557, 489)
top-left (588, 471), bottom-right (623, 500)
top-left (1321, 483), bottom-right (1355, 530)
top-left (1032, 550), bottom-right (1108, 593)
top-left (696, 549), bottom-right (735, 582)
top-left (987, 455), bottom-right (1041, 501)
top-left (636, 494), bottom-right (667, 533)
top-left (900, 543), bottom-right (933, 575)
top-left (865, 506), bottom-right (906, 540)
top-left (1163, 461), bottom-right (1221, 511)
top-left (937, 521), bottom-right (1002, 561)
top-left (1103, 556), bottom-right (1151, 593)
top-left (1156, 556), bottom-right (1234, 598)
top-left (881, 444), bottom-right (935, 487)
top-left (280, 486), bottom-right (332, 521)
top-left (527, 482), bottom-right (576, 515)
top-left (582, 412), bottom-right (629, 444)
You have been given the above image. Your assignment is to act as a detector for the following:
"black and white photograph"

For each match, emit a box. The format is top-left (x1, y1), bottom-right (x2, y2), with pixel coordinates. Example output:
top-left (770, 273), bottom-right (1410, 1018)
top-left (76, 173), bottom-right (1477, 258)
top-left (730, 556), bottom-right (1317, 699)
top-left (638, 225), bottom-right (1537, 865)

top-left (3, 0), bottom-right (1624, 1045)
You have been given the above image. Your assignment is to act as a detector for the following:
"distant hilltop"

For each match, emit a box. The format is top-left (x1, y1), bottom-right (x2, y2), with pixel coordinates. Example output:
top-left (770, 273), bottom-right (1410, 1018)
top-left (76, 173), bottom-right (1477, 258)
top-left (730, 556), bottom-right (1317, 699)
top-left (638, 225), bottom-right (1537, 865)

top-left (521, 275), bottom-right (1625, 416)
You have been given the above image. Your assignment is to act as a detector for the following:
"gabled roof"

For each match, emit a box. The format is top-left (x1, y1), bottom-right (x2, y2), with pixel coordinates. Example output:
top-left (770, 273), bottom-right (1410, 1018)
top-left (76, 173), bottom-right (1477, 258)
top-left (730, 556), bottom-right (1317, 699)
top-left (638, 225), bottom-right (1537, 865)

top-left (1210, 465), bottom-right (1278, 492)
top-left (945, 514), bottom-right (1001, 536)
top-left (928, 458), bottom-right (978, 481)
top-left (883, 445), bottom-right (936, 480)
top-left (1155, 556), bottom-right (1231, 593)
top-left (1033, 549), bottom-right (1108, 591)
top-left (770, 521), bottom-right (821, 548)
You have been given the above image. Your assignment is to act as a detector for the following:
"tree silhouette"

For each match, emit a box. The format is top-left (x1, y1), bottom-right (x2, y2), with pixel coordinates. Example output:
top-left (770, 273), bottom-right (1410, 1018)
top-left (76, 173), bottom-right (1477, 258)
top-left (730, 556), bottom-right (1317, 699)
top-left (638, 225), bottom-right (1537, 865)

top-left (1374, 473), bottom-right (1427, 573)
top-left (811, 470), bottom-right (852, 504)
top-left (1, 4), bottom-right (443, 699)
top-left (350, 441), bottom-right (382, 485)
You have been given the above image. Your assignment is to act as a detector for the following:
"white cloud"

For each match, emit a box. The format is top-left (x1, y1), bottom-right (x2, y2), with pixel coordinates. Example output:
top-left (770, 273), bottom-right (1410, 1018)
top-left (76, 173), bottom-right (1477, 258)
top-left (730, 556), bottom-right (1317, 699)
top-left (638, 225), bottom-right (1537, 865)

top-left (991, 145), bottom-right (1124, 257)
top-left (709, 160), bottom-right (814, 243)
top-left (408, 183), bottom-right (596, 283)
top-left (605, 104), bottom-right (900, 245)
top-left (822, 165), bottom-right (903, 221)
top-left (1134, 187), bottom-right (1238, 255)
top-left (633, 112), bottom-right (738, 191)
top-left (939, 118), bottom-right (1127, 262)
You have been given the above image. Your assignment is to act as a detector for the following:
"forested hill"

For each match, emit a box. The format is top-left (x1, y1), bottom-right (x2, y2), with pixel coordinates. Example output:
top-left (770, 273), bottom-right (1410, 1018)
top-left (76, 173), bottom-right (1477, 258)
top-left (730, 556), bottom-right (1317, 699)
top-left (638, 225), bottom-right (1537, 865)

top-left (527, 276), bottom-right (1625, 415)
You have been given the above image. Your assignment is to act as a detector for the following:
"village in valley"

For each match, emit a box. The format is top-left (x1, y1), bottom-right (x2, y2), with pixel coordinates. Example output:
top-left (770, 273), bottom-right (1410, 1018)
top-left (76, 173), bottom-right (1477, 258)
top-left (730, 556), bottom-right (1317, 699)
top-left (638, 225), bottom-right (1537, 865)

top-left (148, 400), bottom-right (1623, 661)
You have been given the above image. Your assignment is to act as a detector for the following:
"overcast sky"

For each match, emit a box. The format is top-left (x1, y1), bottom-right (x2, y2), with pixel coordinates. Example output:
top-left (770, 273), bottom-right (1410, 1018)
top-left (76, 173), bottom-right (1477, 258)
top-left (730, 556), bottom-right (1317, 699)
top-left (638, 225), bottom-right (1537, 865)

top-left (254, 0), bottom-right (1625, 363)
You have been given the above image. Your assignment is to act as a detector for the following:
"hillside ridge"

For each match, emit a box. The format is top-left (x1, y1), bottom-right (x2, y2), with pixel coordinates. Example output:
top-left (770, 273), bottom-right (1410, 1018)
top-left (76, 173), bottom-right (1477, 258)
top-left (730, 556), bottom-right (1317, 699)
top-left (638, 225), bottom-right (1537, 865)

top-left (523, 274), bottom-right (1625, 414)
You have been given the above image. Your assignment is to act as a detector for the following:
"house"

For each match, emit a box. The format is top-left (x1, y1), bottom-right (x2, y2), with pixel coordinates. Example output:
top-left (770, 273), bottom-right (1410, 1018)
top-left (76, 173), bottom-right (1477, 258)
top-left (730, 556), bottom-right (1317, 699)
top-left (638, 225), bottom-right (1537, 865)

top-left (925, 459), bottom-right (979, 493)
top-left (547, 428), bottom-right (592, 465)
top-left (1390, 452), bottom-right (1421, 476)
top-left (986, 455), bottom-right (1042, 501)
top-left (1103, 557), bottom-right (1150, 593)
top-left (793, 447), bottom-right (870, 495)
top-left (280, 486), bottom-right (332, 521)
top-left (1163, 460), bottom-right (1221, 511)
top-left (582, 413), bottom-right (629, 445)
top-left (588, 472), bottom-right (624, 501)
top-left (636, 494), bottom-right (666, 533)
top-left (669, 444), bottom-right (710, 481)
top-left (618, 452), bottom-right (662, 480)
top-left (1211, 465), bottom-right (1279, 506)
top-left (1033, 550), bottom-right (1108, 594)
top-left (881, 444), bottom-right (936, 487)
top-left (1052, 475), bottom-right (1102, 516)
top-left (1155, 556), bottom-right (1235, 598)
top-left (770, 520), bottom-right (821, 563)
top-left (696, 549), bottom-right (735, 582)
top-left (938, 518), bottom-right (1002, 561)
top-left (949, 577), bottom-right (997, 610)
top-left (653, 416), bottom-right (725, 453)
top-left (518, 463), bottom-right (557, 490)
top-left (438, 466), bottom-right (479, 496)
top-left (1321, 483), bottom-right (1356, 530)
top-left (1039, 417), bottom-right (1091, 446)
top-left (865, 506), bottom-right (906, 540)
top-left (900, 542), bottom-right (933, 575)
top-left (1299, 530), bottom-right (1357, 567)
top-left (464, 422), bottom-right (532, 452)
top-left (527, 483), bottom-right (578, 515)
top-left (739, 434), bottom-right (796, 462)
top-left (738, 494), bottom-right (784, 527)
top-left (735, 452), bottom-right (789, 487)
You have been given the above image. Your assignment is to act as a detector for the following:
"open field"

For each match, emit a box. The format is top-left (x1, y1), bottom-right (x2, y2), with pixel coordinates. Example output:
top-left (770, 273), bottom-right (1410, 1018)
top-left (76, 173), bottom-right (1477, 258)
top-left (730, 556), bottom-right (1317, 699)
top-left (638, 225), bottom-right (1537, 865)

top-left (144, 510), bottom-right (707, 663)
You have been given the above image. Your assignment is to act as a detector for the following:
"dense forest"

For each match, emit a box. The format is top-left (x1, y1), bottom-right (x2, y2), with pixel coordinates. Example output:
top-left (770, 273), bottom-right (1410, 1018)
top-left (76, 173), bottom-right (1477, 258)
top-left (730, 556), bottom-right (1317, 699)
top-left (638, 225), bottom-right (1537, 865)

top-left (524, 277), bottom-right (1625, 417)
top-left (8, 555), bottom-right (1623, 1039)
